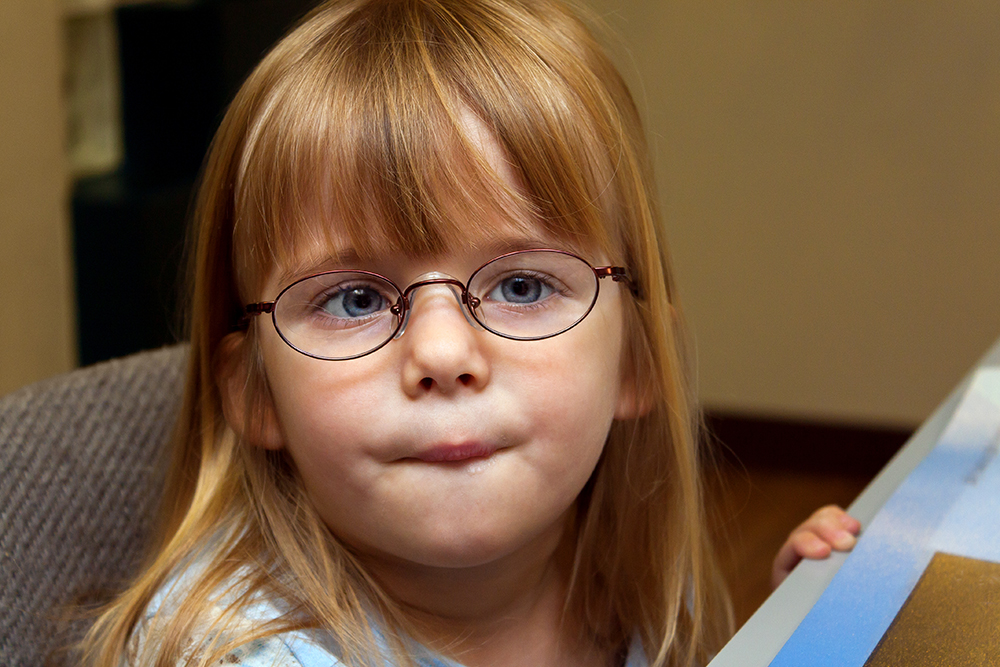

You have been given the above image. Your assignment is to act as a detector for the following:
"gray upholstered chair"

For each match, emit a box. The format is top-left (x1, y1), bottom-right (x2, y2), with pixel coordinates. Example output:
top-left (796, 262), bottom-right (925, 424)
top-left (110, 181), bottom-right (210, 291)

top-left (0, 345), bottom-right (187, 666)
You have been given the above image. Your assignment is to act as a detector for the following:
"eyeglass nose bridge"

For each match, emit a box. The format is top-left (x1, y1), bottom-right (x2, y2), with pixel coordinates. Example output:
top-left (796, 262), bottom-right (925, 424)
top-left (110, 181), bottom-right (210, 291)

top-left (392, 273), bottom-right (483, 339)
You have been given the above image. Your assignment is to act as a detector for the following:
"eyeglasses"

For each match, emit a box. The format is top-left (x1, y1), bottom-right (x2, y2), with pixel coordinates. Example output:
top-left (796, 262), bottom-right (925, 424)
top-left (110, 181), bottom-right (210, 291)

top-left (242, 249), bottom-right (634, 361)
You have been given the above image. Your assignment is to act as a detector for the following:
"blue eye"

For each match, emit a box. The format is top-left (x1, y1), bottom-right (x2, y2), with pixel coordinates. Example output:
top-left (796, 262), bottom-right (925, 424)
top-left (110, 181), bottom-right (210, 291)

top-left (488, 274), bottom-right (554, 304)
top-left (321, 285), bottom-right (389, 318)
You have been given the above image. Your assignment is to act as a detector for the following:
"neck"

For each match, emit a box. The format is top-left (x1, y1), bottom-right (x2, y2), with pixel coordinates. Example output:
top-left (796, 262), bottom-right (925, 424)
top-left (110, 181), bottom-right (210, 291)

top-left (355, 512), bottom-right (611, 667)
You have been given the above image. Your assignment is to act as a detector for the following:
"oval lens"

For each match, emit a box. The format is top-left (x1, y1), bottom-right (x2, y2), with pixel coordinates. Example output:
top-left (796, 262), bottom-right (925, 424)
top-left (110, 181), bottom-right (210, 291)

top-left (468, 250), bottom-right (598, 339)
top-left (274, 271), bottom-right (402, 360)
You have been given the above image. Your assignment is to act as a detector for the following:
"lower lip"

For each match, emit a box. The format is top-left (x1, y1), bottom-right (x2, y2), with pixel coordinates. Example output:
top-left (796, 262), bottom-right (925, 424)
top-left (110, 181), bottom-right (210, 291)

top-left (414, 443), bottom-right (498, 463)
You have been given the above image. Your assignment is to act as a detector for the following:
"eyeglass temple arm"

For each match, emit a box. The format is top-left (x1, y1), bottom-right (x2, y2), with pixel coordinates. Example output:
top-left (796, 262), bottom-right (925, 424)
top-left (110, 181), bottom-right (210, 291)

top-left (238, 301), bottom-right (275, 329)
top-left (595, 266), bottom-right (641, 298)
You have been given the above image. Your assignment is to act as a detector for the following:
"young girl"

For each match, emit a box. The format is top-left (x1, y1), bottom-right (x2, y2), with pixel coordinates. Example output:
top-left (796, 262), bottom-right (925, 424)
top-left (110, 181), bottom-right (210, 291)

top-left (81, 1), bottom-right (858, 665)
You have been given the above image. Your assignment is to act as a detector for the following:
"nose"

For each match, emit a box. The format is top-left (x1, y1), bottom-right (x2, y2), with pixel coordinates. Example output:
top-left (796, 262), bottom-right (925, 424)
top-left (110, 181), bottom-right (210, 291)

top-left (398, 282), bottom-right (490, 396)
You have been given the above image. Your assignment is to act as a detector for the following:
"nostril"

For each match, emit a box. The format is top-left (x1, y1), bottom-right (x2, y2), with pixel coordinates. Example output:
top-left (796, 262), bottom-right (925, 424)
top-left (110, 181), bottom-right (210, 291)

top-left (420, 377), bottom-right (434, 390)
top-left (458, 373), bottom-right (474, 386)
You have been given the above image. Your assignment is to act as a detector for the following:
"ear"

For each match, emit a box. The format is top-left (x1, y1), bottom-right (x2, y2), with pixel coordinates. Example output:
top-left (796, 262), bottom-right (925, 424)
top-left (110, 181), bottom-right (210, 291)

top-left (614, 371), bottom-right (653, 420)
top-left (216, 331), bottom-right (285, 450)
top-left (613, 302), bottom-right (662, 421)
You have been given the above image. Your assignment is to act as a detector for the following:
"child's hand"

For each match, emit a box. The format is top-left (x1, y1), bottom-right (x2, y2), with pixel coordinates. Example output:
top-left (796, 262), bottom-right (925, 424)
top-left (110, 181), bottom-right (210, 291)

top-left (771, 505), bottom-right (861, 589)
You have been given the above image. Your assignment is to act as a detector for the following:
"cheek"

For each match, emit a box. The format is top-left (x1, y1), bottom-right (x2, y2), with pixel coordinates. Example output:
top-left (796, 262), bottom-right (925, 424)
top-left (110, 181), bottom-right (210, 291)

top-left (259, 329), bottom-right (393, 468)
top-left (264, 360), bottom-right (397, 539)
top-left (510, 312), bottom-right (624, 470)
top-left (534, 302), bottom-right (624, 405)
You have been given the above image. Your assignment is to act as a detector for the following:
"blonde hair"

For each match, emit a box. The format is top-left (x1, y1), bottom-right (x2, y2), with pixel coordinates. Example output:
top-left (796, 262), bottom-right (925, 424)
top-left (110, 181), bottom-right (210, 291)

top-left (81, 0), bottom-right (732, 665)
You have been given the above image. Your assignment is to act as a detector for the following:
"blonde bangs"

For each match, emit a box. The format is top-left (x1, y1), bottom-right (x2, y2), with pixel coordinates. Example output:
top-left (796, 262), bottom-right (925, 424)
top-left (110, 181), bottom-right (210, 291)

top-left (228, 0), bottom-right (628, 299)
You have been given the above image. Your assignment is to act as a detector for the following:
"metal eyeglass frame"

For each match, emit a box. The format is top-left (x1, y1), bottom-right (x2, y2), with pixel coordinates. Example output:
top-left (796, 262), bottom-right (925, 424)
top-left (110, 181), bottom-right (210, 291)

top-left (241, 248), bottom-right (637, 361)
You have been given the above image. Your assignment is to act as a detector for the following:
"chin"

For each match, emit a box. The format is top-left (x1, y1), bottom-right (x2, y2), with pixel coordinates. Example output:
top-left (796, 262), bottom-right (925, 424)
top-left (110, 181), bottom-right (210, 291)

top-left (405, 535), bottom-right (522, 570)
top-left (406, 516), bottom-right (568, 571)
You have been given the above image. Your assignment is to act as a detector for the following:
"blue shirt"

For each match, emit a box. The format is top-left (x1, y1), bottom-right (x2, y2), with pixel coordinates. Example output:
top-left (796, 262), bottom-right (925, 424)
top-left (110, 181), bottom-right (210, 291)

top-left (204, 632), bottom-right (648, 667)
top-left (133, 559), bottom-right (649, 667)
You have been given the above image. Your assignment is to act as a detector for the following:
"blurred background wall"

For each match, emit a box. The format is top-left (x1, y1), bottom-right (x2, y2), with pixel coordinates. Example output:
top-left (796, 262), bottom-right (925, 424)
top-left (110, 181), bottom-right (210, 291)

top-left (586, 0), bottom-right (1000, 428)
top-left (3, 0), bottom-right (999, 429)
top-left (0, 0), bottom-right (77, 397)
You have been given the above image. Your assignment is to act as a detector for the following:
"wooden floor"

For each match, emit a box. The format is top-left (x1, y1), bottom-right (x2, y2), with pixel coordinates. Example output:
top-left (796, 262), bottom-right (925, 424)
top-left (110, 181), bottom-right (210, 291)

top-left (708, 461), bottom-right (873, 629)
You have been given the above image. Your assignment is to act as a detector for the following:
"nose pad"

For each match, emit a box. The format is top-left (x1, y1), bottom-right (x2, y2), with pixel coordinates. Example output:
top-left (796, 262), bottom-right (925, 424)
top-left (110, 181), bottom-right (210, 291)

top-left (393, 272), bottom-right (482, 338)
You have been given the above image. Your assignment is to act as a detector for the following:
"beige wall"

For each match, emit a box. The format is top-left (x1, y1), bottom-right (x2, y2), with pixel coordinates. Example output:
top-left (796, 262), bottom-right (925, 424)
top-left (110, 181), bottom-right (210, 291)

top-left (587, 0), bottom-right (1000, 427)
top-left (0, 0), bottom-right (77, 395)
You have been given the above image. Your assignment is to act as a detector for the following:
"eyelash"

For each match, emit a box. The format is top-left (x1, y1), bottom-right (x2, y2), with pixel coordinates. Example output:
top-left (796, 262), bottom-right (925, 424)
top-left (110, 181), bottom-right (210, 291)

top-left (309, 283), bottom-right (395, 324)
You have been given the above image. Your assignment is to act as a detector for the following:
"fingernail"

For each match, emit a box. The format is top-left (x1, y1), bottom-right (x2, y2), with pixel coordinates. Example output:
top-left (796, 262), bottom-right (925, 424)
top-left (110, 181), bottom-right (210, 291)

top-left (833, 530), bottom-right (856, 550)
top-left (840, 514), bottom-right (860, 530)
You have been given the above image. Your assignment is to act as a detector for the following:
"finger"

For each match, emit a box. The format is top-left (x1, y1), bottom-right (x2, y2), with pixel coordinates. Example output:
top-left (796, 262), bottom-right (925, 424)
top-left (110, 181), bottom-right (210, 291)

top-left (837, 511), bottom-right (862, 535)
top-left (772, 541), bottom-right (803, 580)
top-left (771, 543), bottom-right (800, 589)
top-left (788, 530), bottom-right (835, 559)
top-left (812, 505), bottom-right (861, 533)
top-left (771, 532), bottom-right (831, 589)
top-left (803, 506), bottom-right (861, 551)
top-left (808, 522), bottom-right (858, 551)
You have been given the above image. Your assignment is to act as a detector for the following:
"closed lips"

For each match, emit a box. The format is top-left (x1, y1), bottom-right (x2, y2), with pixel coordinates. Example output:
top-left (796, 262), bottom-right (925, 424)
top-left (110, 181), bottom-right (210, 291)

top-left (412, 442), bottom-right (498, 463)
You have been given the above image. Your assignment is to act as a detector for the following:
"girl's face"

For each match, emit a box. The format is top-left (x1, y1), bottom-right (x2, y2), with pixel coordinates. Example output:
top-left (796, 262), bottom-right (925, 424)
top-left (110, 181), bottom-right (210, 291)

top-left (234, 119), bottom-right (640, 578)
top-left (252, 236), bottom-right (635, 572)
